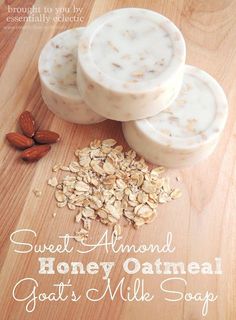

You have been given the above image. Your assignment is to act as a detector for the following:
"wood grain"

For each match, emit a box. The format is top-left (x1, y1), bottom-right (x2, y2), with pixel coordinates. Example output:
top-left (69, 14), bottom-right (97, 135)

top-left (0, 1), bottom-right (235, 319)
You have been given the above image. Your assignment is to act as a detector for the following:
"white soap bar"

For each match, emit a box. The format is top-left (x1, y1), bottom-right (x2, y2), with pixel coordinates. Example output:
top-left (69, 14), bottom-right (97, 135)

top-left (38, 28), bottom-right (105, 124)
top-left (122, 65), bottom-right (228, 168)
top-left (77, 8), bottom-right (186, 121)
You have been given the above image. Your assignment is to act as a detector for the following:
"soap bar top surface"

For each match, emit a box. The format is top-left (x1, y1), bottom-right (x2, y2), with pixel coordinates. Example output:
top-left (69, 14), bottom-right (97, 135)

top-left (39, 28), bottom-right (84, 97)
top-left (135, 65), bottom-right (228, 149)
top-left (78, 8), bottom-right (186, 92)
top-left (38, 27), bottom-right (105, 124)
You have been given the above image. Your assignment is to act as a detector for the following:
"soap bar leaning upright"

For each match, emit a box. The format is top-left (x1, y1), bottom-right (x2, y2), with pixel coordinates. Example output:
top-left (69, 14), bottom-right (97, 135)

top-left (77, 8), bottom-right (186, 121)
top-left (38, 28), bottom-right (105, 124)
top-left (123, 65), bottom-right (228, 168)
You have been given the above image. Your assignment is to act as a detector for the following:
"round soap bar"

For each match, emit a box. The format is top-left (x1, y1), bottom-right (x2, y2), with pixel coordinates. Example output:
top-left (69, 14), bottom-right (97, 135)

top-left (77, 8), bottom-right (186, 121)
top-left (122, 65), bottom-right (228, 168)
top-left (38, 28), bottom-right (105, 124)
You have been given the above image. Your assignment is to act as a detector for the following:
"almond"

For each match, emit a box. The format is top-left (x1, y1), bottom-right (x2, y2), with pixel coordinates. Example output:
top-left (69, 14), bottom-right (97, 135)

top-left (19, 111), bottom-right (36, 137)
top-left (6, 132), bottom-right (34, 150)
top-left (21, 145), bottom-right (51, 162)
top-left (34, 130), bottom-right (60, 144)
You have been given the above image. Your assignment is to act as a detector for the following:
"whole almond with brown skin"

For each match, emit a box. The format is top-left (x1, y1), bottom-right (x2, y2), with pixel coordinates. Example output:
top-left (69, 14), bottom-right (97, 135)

top-left (34, 130), bottom-right (60, 144)
top-left (19, 111), bottom-right (36, 137)
top-left (6, 132), bottom-right (34, 150)
top-left (21, 145), bottom-right (51, 162)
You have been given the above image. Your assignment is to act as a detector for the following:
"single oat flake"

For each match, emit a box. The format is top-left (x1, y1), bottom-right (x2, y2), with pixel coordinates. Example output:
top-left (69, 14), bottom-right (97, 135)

top-left (33, 189), bottom-right (42, 198)
top-left (47, 139), bottom-right (182, 241)
top-left (48, 176), bottom-right (58, 187)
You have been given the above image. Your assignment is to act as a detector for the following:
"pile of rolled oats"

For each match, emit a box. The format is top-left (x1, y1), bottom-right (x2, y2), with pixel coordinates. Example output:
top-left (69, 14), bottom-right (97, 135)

top-left (47, 139), bottom-right (181, 242)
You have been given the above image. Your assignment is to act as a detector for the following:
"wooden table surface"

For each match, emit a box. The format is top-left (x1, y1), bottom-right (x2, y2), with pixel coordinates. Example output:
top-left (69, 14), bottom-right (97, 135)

top-left (0, 1), bottom-right (236, 319)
